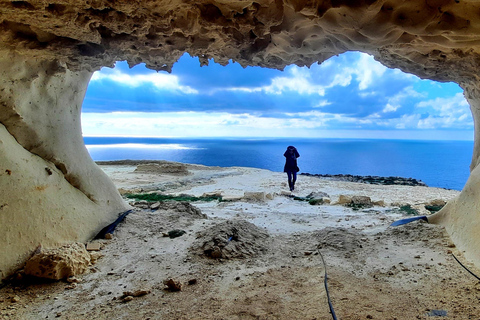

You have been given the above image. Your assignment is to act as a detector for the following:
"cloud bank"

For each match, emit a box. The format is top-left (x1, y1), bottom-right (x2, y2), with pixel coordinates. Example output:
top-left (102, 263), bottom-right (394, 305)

top-left (82, 52), bottom-right (472, 140)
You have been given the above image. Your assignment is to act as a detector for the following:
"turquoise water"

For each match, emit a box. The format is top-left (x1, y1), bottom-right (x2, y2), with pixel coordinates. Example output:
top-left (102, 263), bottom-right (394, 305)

top-left (84, 137), bottom-right (473, 191)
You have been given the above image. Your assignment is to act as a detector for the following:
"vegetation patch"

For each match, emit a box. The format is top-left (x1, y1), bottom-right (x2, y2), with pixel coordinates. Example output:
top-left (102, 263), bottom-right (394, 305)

top-left (346, 203), bottom-right (371, 211)
top-left (308, 198), bottom-right (324, 205)
top-left (125, 193), bottom-right (222, 202)
top-left (425, 205), bottom-right (444, 213)
top-left (399, 204), bottom-right (419, 216)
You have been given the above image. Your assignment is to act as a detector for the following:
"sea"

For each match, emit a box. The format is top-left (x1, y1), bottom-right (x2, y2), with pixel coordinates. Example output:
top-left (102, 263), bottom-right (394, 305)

top-left (84, 137), bottom-right (473, 191)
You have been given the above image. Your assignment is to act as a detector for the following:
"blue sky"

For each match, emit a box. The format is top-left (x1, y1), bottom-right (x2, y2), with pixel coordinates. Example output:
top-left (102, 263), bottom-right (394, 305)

top-left (81, 51), bottom-right (473, 140)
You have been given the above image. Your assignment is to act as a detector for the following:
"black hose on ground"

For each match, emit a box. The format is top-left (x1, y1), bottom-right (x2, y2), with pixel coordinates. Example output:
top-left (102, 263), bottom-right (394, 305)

top-left (318, 249), bottom-right (339, 320)
top-left (452, 253), bottom-right (480, 282)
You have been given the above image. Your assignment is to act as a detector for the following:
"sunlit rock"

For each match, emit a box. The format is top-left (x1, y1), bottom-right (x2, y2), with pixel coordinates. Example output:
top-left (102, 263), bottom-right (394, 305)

top-left (24, 243), bottom-right (91, 280)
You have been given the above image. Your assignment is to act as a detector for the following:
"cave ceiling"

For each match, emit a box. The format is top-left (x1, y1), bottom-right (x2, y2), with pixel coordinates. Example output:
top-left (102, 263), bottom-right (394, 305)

top-left (1, 1), bottom-right (480, 84)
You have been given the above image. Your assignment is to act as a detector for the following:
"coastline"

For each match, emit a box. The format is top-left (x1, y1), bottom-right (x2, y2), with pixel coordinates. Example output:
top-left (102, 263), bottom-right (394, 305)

top-left (86, 137), bottom-right (473, 191)
top-left (301, 172), bottom-right (428, 187)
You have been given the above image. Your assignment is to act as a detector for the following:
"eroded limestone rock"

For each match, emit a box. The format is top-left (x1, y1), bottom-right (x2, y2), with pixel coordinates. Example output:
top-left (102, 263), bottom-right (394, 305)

top-left (24, 243), bottom-right (91, 280)
top-left (134, 162), bottom-right (190, 176)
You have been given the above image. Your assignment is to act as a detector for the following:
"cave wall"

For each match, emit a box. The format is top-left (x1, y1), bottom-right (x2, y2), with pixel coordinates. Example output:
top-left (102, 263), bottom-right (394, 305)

top-left (0, 54), bottom-right (129, 279)
top-left (2, 0), bottom-right (480, 279)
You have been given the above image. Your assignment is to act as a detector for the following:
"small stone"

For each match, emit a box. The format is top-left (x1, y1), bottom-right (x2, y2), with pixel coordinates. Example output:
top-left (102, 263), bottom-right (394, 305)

top-left (11, 296), bottom-right (20, 303)
top-left (66, 277), bottom-right (82, 283)
top-left (86, 242), bottom-right (101, 251)
top-left (65, 283), bottom-right (77, 290)
top-left (150, 202), bottom-right (161, 210)
top-left (123, 289), bottom-right (150, 297)
top-left (122, 296), bottom-right (134, 302)
top-left (427, 310), bottom-right (447, 317)
top-left (164, 278), bottom-right (182, 292)
top-left (104, 233), bottom-right (113, 239)
top-left (132, 289), bottom-right (151, 297)
top-left (188, 279), bottom-right (197, 285)
top-left (168, 229), bottom-right (186, 238)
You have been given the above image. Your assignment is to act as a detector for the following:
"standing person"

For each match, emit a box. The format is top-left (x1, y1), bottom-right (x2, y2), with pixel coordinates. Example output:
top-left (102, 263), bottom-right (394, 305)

top-left (284, 145), bottom-right (300, 191)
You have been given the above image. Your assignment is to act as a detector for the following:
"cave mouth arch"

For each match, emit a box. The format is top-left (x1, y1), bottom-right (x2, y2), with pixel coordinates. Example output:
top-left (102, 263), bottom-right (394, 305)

top-left (81, 52), bottom-right (473, 191)
top-left (4, 0), bottom-right (480, 281)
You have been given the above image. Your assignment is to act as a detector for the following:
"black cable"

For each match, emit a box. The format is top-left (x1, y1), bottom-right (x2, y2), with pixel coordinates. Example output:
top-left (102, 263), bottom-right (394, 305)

top-left (318, 249), bottom-right (338, 320)
top-left (452, 253), bottom-right (480, 281)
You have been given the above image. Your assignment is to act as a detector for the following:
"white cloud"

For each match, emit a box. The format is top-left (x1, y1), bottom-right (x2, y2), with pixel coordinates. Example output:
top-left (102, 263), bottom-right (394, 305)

top-left (222, 63), bottom-right (352, 96)
top-left (262, 67), bottom-right (325, 95)
top-left (313, 100), bottom-right (331, 108)
top-left (383, 104), bottom-right (399, 113)
top-left (82, 112), bottom-right (309, 137)
top-left (415, 93), bottom-right (471, 128)
top-left (353, 54), bottom-right (387, 90)
top-left (91, 69), bottom-right (198, 94)
top-left (382, 86), bottom-right (425, 113)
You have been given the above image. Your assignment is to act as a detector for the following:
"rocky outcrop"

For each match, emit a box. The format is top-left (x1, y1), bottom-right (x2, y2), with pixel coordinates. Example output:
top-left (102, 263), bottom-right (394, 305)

top-left (302, 173), bottom-right (427, 186)
top-left (2, 0), bottom-right (480, 278)
top-left (0, 54), bottom-right (129, 280)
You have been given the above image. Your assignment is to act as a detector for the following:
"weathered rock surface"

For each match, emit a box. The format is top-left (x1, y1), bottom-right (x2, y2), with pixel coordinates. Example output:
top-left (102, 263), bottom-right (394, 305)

top-left (24, 243), bottom-right (91, 280)
top-left (2, 0), bottom-right (480, 278)
top-left (134, 163), bottom-right (190, 176)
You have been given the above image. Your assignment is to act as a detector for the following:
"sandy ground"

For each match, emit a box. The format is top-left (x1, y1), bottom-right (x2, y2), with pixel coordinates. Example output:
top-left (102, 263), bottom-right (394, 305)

top-left (2, 161), bottom-right (480, 320)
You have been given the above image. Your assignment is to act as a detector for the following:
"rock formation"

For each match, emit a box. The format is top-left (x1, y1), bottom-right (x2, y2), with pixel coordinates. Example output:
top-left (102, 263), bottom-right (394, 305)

top-left (2, 0), bottom-right (480, 279)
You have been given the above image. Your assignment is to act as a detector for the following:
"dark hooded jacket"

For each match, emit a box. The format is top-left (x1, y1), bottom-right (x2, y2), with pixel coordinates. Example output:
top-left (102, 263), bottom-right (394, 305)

top-left (283, 146), bottom-right (300, 173)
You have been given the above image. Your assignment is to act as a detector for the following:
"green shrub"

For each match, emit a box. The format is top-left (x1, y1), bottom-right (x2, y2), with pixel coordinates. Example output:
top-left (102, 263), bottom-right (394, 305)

top-left (399, 204), bottom-right (419, 216)
top-left (308, 198), bottom-right (324, 205)
top-left (125, 193), bottom-right (222, 202)
top-left (425, 205), bottom-right (444, 213)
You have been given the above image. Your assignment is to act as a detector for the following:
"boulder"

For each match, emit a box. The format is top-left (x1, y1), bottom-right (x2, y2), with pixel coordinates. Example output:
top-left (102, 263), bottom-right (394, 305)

top-left (24, 243), bottom-right (91, 280)
top-left (243, 191), bottom-right (266, 201)
top-left (351, 196), bottom-right (373, 206)
top-left (337, 195), bottom-right (352, 205)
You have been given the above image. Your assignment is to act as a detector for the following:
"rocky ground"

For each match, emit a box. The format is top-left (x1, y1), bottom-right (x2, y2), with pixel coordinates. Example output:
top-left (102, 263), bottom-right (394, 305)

top-left (1, 161), bottom-right (480, 320)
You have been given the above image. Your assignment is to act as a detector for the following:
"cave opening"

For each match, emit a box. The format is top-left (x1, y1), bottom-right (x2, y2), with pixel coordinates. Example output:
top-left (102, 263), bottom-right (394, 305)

top-left (81, 51), bottom-right (473, 191)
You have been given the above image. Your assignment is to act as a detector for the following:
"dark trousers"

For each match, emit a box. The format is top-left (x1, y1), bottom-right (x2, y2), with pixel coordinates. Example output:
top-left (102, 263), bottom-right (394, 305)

top-left (286, 171), bottom-right (297, 190)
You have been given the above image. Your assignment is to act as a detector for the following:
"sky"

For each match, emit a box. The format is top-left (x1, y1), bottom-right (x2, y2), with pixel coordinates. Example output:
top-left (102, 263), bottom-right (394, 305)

top-left (81, 51), bottom-right (473, 140)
